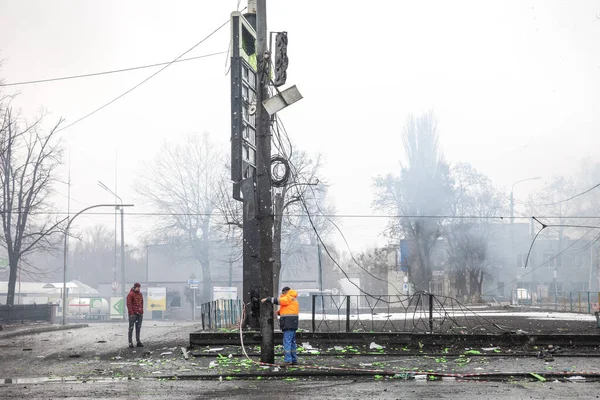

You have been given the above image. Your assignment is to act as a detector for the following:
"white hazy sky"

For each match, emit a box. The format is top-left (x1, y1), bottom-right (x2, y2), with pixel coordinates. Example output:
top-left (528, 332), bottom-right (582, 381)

top-left (1, 0), bottom-right (599, 251)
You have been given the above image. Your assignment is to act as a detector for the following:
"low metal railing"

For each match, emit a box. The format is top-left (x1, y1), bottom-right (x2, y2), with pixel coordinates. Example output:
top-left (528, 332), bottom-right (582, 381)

top-left (310, 292), bottom-right (501, 334)
top-left (0, 304), bottom-right (58, 324)
top-left (199, 299), bottom-right (243, 330)
top-left (197, 293), bottom-right (506, 334)
top-left (544, 291), bottom-right (600, 314)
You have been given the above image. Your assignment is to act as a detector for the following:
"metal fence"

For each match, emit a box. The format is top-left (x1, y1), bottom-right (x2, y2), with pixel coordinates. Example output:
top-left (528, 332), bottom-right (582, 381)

top-left (310, 292), bottom-right (503, 334)
top-left (0, 304), bottom-right (58, 324)
top-left (199, 299), bottom-right (244, 330)
top-left (543, 291), bottom-right (600, 314)
top-left (196, 292), bottom-right (506, 334)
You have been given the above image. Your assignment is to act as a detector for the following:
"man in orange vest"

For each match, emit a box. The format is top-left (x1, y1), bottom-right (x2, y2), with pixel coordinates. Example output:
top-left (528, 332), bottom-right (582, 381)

top-left (262, 286), bottom-right (299, 367)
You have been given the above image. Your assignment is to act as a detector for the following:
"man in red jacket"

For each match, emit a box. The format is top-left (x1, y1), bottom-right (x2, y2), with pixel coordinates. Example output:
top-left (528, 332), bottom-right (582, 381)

top-left (126, 282), bottom-right (144, 348)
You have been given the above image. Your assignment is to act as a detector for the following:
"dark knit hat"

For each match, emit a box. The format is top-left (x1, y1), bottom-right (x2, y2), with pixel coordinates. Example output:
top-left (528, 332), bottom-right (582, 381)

top-left (134, 282), bottom-right (141, 288)
top-left (281, 286), bottom-right (290, 293)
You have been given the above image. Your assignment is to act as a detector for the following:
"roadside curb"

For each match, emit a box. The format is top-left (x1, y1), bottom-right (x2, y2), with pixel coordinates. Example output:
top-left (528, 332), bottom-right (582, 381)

top-left (0, 324), bottom-right (89, 340)
top-left (151, 369), bottom-right (600, 380)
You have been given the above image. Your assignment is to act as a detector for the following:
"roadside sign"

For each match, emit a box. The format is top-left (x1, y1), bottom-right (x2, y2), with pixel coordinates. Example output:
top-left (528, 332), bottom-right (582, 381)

top-left (403, 283), bottom-right (409, 291)
top-left (147, 287), bottom-right (167, 311)
top-left (111, 281), bottom-right (120, 291)
top-left (213, 286), bottom-right (238, 300)
top-left (189, 284), bottom-right (199, 289)
top-left (110, 297), bottom-right (124, 318)
top-left (90, 298), bottom-right (103, 309)
top-left (188, 279), bottom-right (200, 285)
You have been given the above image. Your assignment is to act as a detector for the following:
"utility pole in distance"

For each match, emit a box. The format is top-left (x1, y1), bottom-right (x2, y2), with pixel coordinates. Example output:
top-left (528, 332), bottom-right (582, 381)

top-left (255, 0), bottom-right (275, 364)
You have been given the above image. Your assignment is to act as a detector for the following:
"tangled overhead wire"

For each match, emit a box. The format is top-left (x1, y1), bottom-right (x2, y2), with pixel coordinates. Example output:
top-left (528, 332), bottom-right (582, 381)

top-left (311, 291), bottom-right (513, 334)
top-left (270, 155), bottom-right (290, 187)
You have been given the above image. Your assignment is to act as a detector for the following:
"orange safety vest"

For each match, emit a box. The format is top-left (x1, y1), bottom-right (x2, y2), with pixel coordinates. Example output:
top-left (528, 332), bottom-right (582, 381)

top-left (278, 289), bottom-right (299, 316)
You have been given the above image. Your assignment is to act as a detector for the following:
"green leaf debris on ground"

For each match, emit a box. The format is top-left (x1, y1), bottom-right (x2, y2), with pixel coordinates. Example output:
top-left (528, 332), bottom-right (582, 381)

top-left (529, 373), bottom-right (546, 382)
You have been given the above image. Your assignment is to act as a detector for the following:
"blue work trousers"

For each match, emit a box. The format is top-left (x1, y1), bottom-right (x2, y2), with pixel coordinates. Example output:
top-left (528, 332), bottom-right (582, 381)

top-left (282, 329), bottom-right (298, 363)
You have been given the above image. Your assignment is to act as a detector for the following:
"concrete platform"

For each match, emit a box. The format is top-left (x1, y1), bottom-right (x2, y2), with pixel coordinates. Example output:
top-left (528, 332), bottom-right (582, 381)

top-left (190, 331), bottom-right (600, 348)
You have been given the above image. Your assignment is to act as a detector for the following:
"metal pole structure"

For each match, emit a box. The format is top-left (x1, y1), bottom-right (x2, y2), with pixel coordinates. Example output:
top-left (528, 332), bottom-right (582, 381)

top-left (192, 288), bottom-right (196, 321)
top-left (255, 0), bottom-right (275, 364)
top-left (120, 206), bottom-right (126, 319)
top-left (98, 181), bottom-right (126, 319)
top-left (317, 242), bottom-right (323, 292)
top-left (510, 177), bottom-right (540, 305)
top-left (63, 204), bottom-right (134, 325)
top-left (553, 269), bottom-right (558, 309)
top-left (146, 245), bottom-right (149, 283)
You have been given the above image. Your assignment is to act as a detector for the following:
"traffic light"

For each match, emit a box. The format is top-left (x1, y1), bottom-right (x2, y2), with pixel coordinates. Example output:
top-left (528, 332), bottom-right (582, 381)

top-left (273, 32), bottom-right (288, 87)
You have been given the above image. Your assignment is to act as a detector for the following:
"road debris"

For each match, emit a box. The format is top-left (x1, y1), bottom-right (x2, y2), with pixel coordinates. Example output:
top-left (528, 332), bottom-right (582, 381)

top-left (369, 342), bottom-right (383, 350)
top-left (206, 348), bottom-right (224, 353)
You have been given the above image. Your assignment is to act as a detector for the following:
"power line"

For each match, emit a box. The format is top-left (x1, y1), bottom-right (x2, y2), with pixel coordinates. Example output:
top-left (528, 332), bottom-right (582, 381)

top-left (275, 115), bottom-right (600, 305)
top-left (483, 223), bottom-right (599, 297)
top-left (517, 182), bottom-right (600, 208)
top-left (0, 51), bottom-right (229, 87)
top-left (5, 208), bottom-right (600, 219)
top-left (55, 19), bottom-right (230, 133)
top-left (276, 115), bottom-right (405, 300)
top-left (521, 217), bottom-right (600, 270)
top-left (541, 182), bottom-right (600, 206)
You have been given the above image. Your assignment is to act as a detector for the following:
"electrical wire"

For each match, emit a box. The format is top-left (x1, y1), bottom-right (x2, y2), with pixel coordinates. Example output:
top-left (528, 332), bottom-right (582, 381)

top-left (523, 217), bottom-right (600, 269)
top-left (55, 19), bottom-right (230, 133)
top-left (273, 114), bottom-right (600, 311)
top-left (523, 218), bottom-right (547, 269)
top-left (0, 51), bottom-right (229, 87)
top-left (274, 116), bottom-right (406, 301)
top-left (2, 206), bottom-right (600, 220)
top-left (482, 222), bottom-right (600, 297)
top-left (531, 182), bottom-right (600, 207)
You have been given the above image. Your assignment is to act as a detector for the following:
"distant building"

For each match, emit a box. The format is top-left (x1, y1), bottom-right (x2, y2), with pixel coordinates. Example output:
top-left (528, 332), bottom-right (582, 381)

top-left (388, 222), bottom-right (598, 304)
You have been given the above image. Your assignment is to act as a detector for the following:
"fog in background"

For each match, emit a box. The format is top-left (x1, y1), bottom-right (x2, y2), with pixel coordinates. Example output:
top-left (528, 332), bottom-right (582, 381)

top-left (1, 0), bottom-right (599, 308)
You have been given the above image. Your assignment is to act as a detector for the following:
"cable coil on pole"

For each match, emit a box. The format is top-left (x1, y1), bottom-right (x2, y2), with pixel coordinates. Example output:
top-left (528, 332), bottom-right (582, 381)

top-left (270, 155), bottom-right (290, 187)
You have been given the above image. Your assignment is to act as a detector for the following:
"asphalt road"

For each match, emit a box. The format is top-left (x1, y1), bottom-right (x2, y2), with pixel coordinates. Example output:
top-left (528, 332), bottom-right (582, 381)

top-left (1, 378), bottom-right (600, 399)
top-left (2, 321), bottom-right (600, 399)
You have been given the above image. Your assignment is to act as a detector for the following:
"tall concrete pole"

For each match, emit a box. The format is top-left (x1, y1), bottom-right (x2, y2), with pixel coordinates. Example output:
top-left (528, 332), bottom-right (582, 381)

top-left (120, 206), bottom-right (126, 319)
top-left (255, 0), bottom-right (275, 364)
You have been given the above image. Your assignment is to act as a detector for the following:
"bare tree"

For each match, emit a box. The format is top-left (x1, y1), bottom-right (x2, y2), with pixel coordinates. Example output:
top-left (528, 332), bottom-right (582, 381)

top-left (373, 111), bottom-right (453, 291)
top-left (136, 133), bottom-right (237, 302)
top-left (445, 162), bottom-right (506, 302)
top-left (273, 151), bottom-right (334, 293)
top-left (70, 225), bottom-right (114, 284)
top-left (0, 104), bottom-right (64, 306)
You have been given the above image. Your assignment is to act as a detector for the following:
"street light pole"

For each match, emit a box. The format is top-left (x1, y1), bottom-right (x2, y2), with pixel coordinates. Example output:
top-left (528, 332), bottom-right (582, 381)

top-left (63, 203), bottom-right (134, 325)
top-left (98, 181), bottom-right (126, 319)
top-left (510, 177), bottom-right (540, 225)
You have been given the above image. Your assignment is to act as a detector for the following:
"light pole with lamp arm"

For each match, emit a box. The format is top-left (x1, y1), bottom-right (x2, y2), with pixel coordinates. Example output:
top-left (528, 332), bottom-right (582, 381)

top-left (62, 203), bottom-right (134, 325)
top-left (510, 177), bottom-right (541, 225)
top-left (510, 176), bottom-right (540, 305)
top-left (98, 181), bottom-right (127, 319)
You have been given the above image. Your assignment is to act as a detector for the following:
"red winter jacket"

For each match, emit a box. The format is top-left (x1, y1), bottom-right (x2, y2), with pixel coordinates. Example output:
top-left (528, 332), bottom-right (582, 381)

top-left (126, 288), bottom-right (144, 315)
